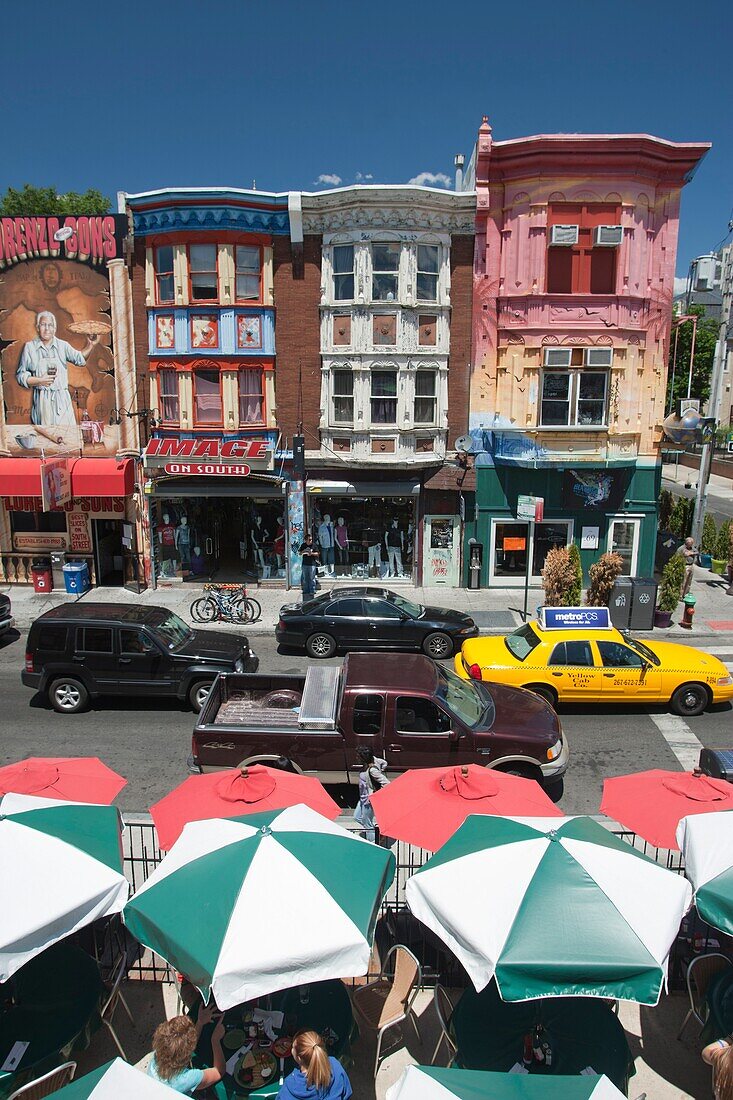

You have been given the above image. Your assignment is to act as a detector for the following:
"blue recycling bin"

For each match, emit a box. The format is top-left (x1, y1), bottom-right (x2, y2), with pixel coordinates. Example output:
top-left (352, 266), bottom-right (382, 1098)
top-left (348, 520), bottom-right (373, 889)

top-left (62, 560), bottom-right (90, 594)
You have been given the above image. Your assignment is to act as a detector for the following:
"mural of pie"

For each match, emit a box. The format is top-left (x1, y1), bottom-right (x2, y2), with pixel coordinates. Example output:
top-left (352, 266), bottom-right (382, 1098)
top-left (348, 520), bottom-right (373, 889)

top-left (67, 320), bottom-right (113, 335)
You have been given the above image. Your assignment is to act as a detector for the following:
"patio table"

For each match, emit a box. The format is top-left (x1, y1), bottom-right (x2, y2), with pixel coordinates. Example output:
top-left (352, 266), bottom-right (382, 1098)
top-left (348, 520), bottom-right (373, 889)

top-left (452, 981), bottom-right (633, 1095)
top-left (196, 978), bottom-right (353, 1098)
top-left (0, 942), bottom-right (103, 1099)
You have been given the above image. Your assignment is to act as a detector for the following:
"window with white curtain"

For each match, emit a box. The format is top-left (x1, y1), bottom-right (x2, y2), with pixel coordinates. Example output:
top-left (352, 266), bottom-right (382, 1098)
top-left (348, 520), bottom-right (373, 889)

top-left (193, 367), bottom-right (222, 424)
top-left (158, 368), bottom-right (179, 424)
top-left (238, 368), bottom-right (264, 424)
top-left (235, 246), bottom-right (261, 301)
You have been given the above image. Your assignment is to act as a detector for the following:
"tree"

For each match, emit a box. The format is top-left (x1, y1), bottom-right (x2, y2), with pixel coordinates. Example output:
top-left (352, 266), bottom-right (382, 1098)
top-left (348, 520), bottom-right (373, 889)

top-left (567, 543), bottom-right (583, 605)
top-left (665, 304), bottom-right (719, 412)
top-left (0, 184), bottom-right (110, 217)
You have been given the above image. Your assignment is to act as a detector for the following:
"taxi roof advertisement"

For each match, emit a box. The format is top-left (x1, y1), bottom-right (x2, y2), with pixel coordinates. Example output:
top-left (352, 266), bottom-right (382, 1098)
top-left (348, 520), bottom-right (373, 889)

top-left (540, 606), bottom-right (611, 630)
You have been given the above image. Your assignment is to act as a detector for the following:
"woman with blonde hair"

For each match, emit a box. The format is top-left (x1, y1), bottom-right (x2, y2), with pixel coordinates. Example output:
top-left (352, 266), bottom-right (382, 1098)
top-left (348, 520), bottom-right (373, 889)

top-left (703, 1035), bottom-right (733, 1100)
top-left (277, 1029), bottom-right (352, 1099)
top-left (147, 1004), bottom-right (225, 1094)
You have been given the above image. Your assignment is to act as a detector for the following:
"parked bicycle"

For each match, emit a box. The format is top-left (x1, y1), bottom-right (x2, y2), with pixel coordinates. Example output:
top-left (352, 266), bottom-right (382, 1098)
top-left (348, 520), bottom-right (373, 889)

top-left (190, 583), bottom-right (261, 625)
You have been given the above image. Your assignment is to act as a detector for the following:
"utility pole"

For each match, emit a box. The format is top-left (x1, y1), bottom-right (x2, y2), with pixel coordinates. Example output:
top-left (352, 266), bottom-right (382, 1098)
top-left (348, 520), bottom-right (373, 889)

top-left (690, 293), bottom-right (731, 550)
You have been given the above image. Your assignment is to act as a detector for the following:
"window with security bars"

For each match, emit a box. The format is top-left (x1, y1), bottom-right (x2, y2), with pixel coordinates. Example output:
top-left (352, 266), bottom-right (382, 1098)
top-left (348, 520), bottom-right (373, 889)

top-left (332, 369), bottom-right (354, 424)
top-left (235, 246), bottom-right (261, 301)
top-left (540, 371), bottom-right (608, 427)
top-left (370, 370), bottom-right (398, 424)
top-left (238, 368), bottom-right (264, 424)
top-left (154, 246), bottom-right (174, 304)
top-left (371, 243), bottom-right (400, 301)
top-left (332, 245), bottom-right (354, 301)
top-left (189, 244), bottom-right (218, 301)
top-left (414, 371), bottom-right (437, 424)
top-left (158, 368), bottom-right (180, 424)
top-left (417, 244), bottom-right (439, 301)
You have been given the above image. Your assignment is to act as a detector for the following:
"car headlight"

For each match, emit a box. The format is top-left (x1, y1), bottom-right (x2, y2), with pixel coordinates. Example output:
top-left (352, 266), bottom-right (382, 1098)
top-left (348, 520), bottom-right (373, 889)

top-left (457, 626), bottom-right (475, 635)
top-left (717, 675), bottom-right (733, 686)
top-left (546, 738), bottom-right (563, 761)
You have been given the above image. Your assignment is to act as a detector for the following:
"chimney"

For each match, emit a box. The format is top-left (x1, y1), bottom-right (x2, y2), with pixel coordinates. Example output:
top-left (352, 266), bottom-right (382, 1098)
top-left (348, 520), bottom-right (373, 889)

top-left (454, 153), bottom-right (465, 191)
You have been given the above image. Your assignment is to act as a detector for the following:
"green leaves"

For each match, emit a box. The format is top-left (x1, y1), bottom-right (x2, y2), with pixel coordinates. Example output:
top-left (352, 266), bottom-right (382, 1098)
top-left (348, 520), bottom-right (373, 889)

top-left (0, 184), bottom-right (110, 216)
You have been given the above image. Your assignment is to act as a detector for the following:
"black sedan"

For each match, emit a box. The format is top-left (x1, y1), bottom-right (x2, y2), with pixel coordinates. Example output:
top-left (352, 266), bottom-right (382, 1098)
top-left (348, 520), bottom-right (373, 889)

top-left (276, 587), bottom-right (478, 660)
top-left (0, 592), bottom-right (13, 637)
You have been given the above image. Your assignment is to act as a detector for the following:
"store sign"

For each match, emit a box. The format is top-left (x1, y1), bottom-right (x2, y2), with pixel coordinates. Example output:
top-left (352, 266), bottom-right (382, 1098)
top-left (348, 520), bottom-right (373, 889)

top-left (7, 496), bottom-right (125, 516)
top-left (163, 462), bottom-right (251, 477)
top-left (144, 438), bottom-right (273, 470)
top-left (0, 215), bottom-right (127, 270)
top-left (539, 606), bottom-right (611, 630)
top-left (517, 494), bottom-right (544, 522)
top-left (41, 456), bottom-right (71, 512)
top-left (13, 533), bottom-right (69, 551)
top-left (68, 511), bottom-right (92, 553)
top-left (581, 526), bottom-right (600, 550)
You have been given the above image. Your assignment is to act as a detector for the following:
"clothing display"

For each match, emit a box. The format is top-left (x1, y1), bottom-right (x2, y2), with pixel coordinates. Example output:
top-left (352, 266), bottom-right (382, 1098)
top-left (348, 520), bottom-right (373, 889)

top-left (385, 521), bottom-right (404, 578)
top-left (318, 516), bottom-right (336, 572)
top-left (176, 518), bottom-right (193, 569)
top-left (335, 517), bottom-right (349, 571)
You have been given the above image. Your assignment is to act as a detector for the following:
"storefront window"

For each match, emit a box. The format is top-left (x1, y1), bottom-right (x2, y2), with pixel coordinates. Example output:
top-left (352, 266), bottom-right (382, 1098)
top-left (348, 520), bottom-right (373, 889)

top-left (332, 245), bottom-right (354, 301)
top-left (189, 244), bottom-right (218, 302)
top-left (332, 370), bottom-right (354, 424)
top-left (371, 243), bottom-right (400, 301)
top-left (235, 246), bottom-right (261, 301)
top-left (238, 368), bottom-right (264, 425)
top-left (308, 495), bottom-right (416, 581)
top-left (158, 369), bottom-right (180, 424)
top-left (10, 510), bottom-right (67, 534)
top-left (417, 244), bottom-right (439, 301)
top-left (155, 246), bottom-right (175, 304)
top-left (414, 371), bottom-right (437, 424)
top-left (370, 371), bottom-right (397, 424)
top-left (491, 520), bottom-right (572, 584)
top-left (193, 368), bottom-right (222, 425)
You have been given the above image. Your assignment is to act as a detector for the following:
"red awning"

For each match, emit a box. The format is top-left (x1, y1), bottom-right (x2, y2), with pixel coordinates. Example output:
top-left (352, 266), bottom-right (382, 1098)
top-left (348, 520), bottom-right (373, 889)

top-left (0, 457), bottom-right (135, 499)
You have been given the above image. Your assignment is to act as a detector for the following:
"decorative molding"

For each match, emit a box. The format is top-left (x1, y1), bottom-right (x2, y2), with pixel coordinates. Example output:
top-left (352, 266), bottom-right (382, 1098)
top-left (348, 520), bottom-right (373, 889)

top-left (302, 191), bottom-right (475, 235)
top-left (506, 334), bottom-right (525, 345)
top-left (541, 335), bottom-right (560, 345)
top-left (595, 335), bottom-right (614, 346)
top-left (133, 206), bottom-right (289, 237)
top-left (561, 336), bottom-right (591, 346)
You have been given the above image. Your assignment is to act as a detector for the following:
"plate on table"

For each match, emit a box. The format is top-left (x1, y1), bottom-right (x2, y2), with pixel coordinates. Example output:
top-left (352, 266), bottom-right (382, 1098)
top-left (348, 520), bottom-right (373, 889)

top-left (272, 1036), bottom-right (292, 1058)
top-left (223, 1028), bottom-right (247, 1051)
top-left (234, 1049), bottom-right (277, 1091)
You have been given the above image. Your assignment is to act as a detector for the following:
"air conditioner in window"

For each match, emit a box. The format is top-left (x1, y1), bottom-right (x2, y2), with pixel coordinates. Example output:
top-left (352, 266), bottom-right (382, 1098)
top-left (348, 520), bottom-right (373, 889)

top-left (549, 225), bottom-right (579, 246)
top-left (543, 348), bottom-right (573, 367)
top-left (584, 348), bottom-right (613, 367)
top-left (594, 225), bottom-right (623, 247)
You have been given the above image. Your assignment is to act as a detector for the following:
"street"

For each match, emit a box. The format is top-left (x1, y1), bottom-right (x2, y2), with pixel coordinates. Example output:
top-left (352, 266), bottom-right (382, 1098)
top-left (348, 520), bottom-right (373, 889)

top-left (2, 625), bottom-right (732, 817)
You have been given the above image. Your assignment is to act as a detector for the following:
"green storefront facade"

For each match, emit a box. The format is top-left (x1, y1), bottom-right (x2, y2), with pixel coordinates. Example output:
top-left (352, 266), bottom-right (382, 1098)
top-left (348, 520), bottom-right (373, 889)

top-left (463, 459), bottom-right (661, 588)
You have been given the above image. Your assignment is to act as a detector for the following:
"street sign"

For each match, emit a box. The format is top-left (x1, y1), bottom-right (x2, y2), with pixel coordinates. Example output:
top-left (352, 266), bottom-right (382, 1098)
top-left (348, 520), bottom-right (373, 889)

top-left (539, 606), bottom-right (612, 630)
top-left (517, 494), bottom-right (544, 521)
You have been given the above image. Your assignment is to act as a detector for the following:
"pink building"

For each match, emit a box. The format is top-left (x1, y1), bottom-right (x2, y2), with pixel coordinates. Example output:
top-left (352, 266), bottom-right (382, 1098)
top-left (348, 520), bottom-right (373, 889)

top-left (466, 118), bottom-right (709, 587)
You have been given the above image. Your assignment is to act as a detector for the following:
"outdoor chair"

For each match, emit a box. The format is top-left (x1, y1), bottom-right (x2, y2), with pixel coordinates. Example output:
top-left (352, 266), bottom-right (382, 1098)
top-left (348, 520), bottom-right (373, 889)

top-left (677, 952), bottom-right (733, 1041)
top-left (7, 1061), bottom-right (76, 1099)
top-left (100, 949), bottom-right (135, 1058)
top-left (351, 944), bottom-right (422, 1077)
top-left (430, 983), bottom-right (457, 1067)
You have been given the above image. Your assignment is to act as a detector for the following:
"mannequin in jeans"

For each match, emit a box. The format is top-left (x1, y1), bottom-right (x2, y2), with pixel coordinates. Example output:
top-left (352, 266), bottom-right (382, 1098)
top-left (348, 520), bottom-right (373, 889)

top-left (362, 522), bottom-right (381, 577)
top-left (384, 518), bottom-right (404, 578)
top-left (159, 512), bottom-right (178, 578)
top-left (317, 514), bottom-right (336, 576)
top-left (176, 516), bottom-right (192, 572)
top-left (334, 516), bottom-right (349, 575)
top-left (250, 513), bottom-right (268, 576)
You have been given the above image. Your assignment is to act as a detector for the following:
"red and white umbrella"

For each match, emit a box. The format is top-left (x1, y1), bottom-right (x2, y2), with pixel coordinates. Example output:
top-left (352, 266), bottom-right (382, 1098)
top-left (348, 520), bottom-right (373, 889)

top-left (370, 764), bottom-right (562, 851)
top-left (0, 757), bottom-right (126, 805)
top-left (151, 764), bottom-right (341, 849)
top-left (600, 768), bottom-right (733, 850)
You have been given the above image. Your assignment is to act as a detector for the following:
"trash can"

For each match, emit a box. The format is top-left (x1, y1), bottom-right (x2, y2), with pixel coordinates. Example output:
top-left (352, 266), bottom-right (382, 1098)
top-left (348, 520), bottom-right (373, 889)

top-left (468, 540), bottom-right (483, 590)
top-left (62, 560), bottom-right (90, 594)
top-left (609, 575), bottom-right (633, 630)
top-left (31, 559), bottom-right (53, 594)
top-left (629, 577), bottom-right (659, 631)
top-left (50, 550), bottom-right (67, 590)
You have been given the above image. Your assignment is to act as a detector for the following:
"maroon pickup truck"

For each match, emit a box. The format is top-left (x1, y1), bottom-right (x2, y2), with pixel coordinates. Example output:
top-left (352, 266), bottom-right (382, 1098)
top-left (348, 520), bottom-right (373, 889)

top-left (191, 653), bottom-right (568, 788)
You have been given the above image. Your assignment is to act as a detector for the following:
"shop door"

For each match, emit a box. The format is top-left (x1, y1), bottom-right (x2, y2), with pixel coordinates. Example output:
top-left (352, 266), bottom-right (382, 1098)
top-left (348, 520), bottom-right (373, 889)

top-left (422, 516), bottom-right (460, 586)
top-left (93, 520), bottom-right (124, 586)
top-left (607, 517), bottom-right (641, 576)
top-left (489, 520), bottom-right (572, 587)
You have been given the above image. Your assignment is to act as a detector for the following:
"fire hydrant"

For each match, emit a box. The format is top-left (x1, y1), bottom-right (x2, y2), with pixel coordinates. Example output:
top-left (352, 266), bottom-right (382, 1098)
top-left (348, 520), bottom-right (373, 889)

top-left (680, 593), bottom-right (696, 630)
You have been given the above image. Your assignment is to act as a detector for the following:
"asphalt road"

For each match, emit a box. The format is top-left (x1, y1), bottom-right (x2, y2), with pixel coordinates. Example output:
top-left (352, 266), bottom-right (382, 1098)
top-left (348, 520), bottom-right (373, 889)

top-left (1, 627), bottom-right (732, 817)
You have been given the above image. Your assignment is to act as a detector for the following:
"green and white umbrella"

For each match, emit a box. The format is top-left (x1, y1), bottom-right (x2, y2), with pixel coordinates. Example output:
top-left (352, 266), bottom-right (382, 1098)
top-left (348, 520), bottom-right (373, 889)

top-left (677, 809), bottom-right (733, 934)
top-left (406, 814), bottom-right (692, 1004)
top-left (50, 1058), bottom-right (179, 1097)
top-left (124, 803), bottom-right (395, 1008)
top-left (0, 793), bottom-right (128, 982)
top-left (386, 1065), bottom-right (627, 1100)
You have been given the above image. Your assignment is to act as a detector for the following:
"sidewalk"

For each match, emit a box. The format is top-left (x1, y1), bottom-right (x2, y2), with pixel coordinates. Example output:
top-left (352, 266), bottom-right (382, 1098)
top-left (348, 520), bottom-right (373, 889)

top-left (3, 568), bottom-right (731, 638)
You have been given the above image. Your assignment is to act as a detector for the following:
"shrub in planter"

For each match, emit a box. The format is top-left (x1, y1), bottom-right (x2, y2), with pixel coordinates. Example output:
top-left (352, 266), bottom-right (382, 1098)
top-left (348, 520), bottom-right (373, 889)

top-left (586, 552), bottom-right (624, 607)
top-left (567, 543), bottom-right (583, 606)
top-left (715, 520), bottom-right (731, 564)
top-left (658, 554), bottom-right (685, 612)
top-left (669, 497), bottom-right (693, 539)
top-left (701, 514), bottom-right (718, 556)
top-left (658, 488), bottom-right (674, 531)
top-left (542, 545), bottom-right (576, 607)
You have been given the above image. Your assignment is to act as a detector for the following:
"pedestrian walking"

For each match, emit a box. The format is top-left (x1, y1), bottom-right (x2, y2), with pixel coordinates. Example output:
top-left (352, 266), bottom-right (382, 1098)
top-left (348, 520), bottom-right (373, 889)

top-left (354, 747), bottom-right (389, 842)
top-left (675, 537), bottom-right (698, 597)
top-left (299, 533), bottom-right (320, 600)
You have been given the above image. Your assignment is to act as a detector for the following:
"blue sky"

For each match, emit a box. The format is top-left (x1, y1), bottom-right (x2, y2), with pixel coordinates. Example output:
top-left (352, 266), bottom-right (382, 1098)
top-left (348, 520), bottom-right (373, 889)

top-left (4, 0), bottom-right (730, 277)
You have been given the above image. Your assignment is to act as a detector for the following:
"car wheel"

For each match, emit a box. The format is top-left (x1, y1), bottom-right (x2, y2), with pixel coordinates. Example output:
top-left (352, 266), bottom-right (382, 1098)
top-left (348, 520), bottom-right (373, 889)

top-left (523, 684), bottom-right (558, 708)
top-left (306, 632), bottom-right (337, 659)
top-left (495, 764), bottom-right (537, 781)
top-left (49, 677), bottom-right (89, 714)
top-left (189, 680), bottom-right (214, 713)
top-left (423, 632), bottom-right (454, 660)
top-left (671, 682), bottom-right (709, 717)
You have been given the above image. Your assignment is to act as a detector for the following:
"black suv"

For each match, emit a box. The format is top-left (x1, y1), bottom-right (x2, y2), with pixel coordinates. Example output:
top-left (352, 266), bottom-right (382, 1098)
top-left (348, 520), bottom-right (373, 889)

top-left (0, 593), bottom-right (13, 637)
top-left (22, 603), bottom-right (258, 714)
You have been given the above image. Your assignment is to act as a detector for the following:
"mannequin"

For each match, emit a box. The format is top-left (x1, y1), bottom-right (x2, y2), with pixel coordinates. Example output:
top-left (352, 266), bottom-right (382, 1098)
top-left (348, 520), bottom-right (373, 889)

top-left (190, 545), bottom-right (207, 577)
top-left (273, 515), bottom-right (286, 572)
top-left (363, 520), bottom-right (381, 578)
top-left (250, 512), bottom-right (269, 575)
top-left (176, 516), bottom-right (192, 571)
top-left (334, 516), bottom-right (349, 575)
top-left (384, 518), bottom-right (404, 578)
top-left (317, 513), bottom-right (335, 575)
top-left (158, 512), bottom-right (178, 577)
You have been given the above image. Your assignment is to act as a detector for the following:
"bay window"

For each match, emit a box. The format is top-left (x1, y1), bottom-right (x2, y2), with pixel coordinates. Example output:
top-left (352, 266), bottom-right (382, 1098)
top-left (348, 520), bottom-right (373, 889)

top-left (189, 244), bottom-right (218, 302)
top-left (154, 246), bottom-right (174, 304)
top-left (371, 243), bottom-right (400, 301)
top-left (193, 367), bottom-right (222, 425)
top-left (332, 369), bottom-right (354, 424)
top-left (158, 368), bottom-right (180, 424)
top-left (414, 371), bottom-right (437, 424)
top-left (540, 371), bottom-right (608, 427)
top-left (417, 245), bottom-right (439, 301)
top-left (332, 245), bottom-right (354, 301)
top-left (370, 370), bottom-right (398, 424)
top-left (238, 368), bottom-right (264, 424)
top-left (235, 246), bottom-right (261, 301)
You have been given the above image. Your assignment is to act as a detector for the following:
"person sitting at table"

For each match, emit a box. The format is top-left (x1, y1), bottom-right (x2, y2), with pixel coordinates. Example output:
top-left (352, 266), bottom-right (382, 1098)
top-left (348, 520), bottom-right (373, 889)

top-left (703, 1035), bottom-right (733, 1100)
top-left (148, 1005), bottom-right (225, 1094)
top-left (277, 1029), bottom-right (352, 1099)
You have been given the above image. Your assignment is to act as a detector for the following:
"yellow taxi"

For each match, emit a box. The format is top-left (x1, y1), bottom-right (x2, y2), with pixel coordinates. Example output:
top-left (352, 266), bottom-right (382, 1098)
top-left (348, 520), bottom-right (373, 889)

top-left (454, 607), bottom-right (733, 717)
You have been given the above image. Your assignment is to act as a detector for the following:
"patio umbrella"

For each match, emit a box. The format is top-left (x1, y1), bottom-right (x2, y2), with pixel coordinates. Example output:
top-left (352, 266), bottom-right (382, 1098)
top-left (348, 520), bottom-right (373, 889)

top-left (370, 764), bottom-right (562, 851)
top-left (600, 768), bottom-right (733, 850)
top-left (406, 814), bottom-right (692, 1004)
top-left (386, 1065), bottom-right (627, 1100)
top-left (50, 1058), bottom-right (179, 1097)
top-left (124, 803), bottom-right (395, 1008)
top-left (677, 809), bottom-right (733, 934)
top-left (0, 793), bottom-right (128, 982)
top-left (151, 764), bottom-right (341, 850)
top-left (0, 757), bottom-right (126, 805)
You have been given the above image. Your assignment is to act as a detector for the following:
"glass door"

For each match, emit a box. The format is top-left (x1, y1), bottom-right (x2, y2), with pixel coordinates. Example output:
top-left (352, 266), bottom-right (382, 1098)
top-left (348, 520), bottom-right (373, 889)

top-left (489, 520), bottom-right (573, 587)
top-left (607, 517), bottom-right (641, 575)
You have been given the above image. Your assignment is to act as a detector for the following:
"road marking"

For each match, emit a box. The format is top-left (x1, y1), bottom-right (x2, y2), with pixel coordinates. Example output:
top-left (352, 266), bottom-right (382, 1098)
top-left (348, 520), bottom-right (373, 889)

top-left (648, 714), bottom-right (704, 771)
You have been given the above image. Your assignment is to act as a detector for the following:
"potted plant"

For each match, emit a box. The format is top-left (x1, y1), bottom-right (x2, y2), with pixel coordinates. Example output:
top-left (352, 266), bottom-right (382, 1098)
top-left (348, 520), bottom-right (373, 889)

top-left (585, 552), bottom-right (624, 607)
top-left (542, 545), bottom-right (575, 606)
top-left (700, 514), bottom-right (717, 570)
top-left (656, 555), bottom-right (685, 627)
top-left (712, 520), bottom-right (731, 575)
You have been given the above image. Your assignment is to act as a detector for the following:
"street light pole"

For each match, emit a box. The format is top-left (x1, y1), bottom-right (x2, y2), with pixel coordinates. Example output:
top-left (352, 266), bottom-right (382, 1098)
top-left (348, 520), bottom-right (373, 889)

top-left (690, 313), bottom-right (729, 549)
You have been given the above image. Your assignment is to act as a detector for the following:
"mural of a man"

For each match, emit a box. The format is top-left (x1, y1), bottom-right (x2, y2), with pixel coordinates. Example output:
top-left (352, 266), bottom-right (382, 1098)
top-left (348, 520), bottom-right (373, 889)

top-left (15, 311), bottom-right (99, 426)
